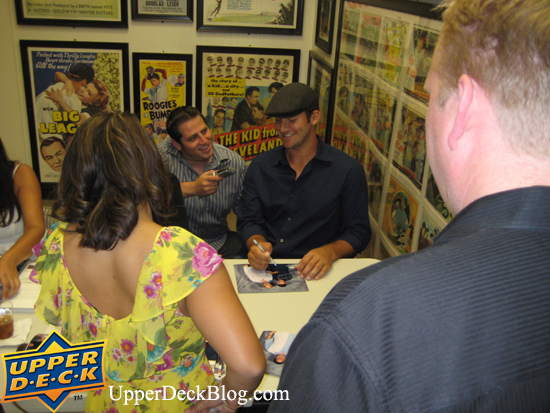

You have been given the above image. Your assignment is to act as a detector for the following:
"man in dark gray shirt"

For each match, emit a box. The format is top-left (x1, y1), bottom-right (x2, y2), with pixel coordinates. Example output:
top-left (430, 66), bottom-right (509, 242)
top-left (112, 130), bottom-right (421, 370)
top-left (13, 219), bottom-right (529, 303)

top-left (268, 0), bottom-right (550, 411)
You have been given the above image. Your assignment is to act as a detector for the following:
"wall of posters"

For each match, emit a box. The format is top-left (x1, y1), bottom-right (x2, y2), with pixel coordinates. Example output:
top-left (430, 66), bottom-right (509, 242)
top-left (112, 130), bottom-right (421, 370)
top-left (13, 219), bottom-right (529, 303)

top-left (132, 53), bottom-right (192, 145)
top-left (197, 46), bottom-right (300, 162)
top-left (20, 41), bottom-right (129, 191)
top-left (330, 0), bottom-right (445, 259)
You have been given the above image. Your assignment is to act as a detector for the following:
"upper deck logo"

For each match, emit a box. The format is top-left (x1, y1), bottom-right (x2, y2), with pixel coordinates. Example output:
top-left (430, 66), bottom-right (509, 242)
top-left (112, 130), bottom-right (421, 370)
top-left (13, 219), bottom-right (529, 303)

top-left (1, 330), bottom-right (106, 412)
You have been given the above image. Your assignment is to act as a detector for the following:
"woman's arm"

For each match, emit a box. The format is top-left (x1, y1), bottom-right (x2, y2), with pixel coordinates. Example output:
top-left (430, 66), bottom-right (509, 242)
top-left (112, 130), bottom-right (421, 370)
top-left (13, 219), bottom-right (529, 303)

top-left (0, 164), bottom-right (45, 299)
top-left (180, 264), bottom-right (266, 412)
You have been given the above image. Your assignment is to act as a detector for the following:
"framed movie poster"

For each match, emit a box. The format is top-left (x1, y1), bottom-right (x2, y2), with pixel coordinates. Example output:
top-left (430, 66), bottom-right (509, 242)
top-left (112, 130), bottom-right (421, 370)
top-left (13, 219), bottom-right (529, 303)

top-left (15, 0), bottom-right (128, 28)
top-left (132, 53), bottom-right (193, 145)
top-left (20, 40), bottom-right (130, 195)
top-left (196, 46), bottom-right (300, 161)
top-left (197, 0), bottom-right (304, 35)
top-left (307, 51), bottom-right (335, 143)
top-left (330, 0), bottom-right (445, 258)
top-left (131, 0), bottom-right (193, 22)
top-left (315, 0), bottom-right (337, 54)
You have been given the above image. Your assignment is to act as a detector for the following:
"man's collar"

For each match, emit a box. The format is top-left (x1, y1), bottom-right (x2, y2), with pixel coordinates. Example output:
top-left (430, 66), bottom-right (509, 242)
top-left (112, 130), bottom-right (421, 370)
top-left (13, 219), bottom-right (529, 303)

top-left (271, 136), bottom-right (333, 167)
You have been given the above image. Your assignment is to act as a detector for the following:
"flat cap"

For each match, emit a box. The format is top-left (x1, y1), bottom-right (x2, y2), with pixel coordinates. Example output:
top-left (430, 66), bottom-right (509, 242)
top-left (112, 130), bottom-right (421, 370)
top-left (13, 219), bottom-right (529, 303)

top-left (265, 82), bottom-right (319, 118)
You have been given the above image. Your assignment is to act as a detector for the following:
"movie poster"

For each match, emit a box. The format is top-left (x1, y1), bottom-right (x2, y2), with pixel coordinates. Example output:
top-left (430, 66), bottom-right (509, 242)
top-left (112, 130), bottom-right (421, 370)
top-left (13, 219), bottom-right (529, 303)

top-left (392, 103), bottom-right (427, 188)
top-left (404, 26), bottom-right (439, 105)
top-left (369, 89), bottom-right (397, 156)
top-left (378, 18), bottom-right (408, 87)
top-left (134, 56), bottom-right (190, 145)
top-left (382, 176), bottom-right (419, 254)
top-left (365, 140), bottom-right (386, 223)
top-left (22, 42), bottom-right (127, 184)
top-left (199, 49), bottom-right (299, 161)
top-left (202, 0), bottom-right (300, 30)
top-left (308, 54), bottom-right (333, 141)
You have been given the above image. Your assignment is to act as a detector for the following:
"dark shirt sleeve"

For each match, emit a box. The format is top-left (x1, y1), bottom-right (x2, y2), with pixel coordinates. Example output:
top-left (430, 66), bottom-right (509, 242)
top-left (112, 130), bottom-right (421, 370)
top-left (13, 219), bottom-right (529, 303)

top-left (268, 319), bottom-right (383, 413)
top-left (337, 161), bottom-right (372, 254)
top-left (231, 156), bottom-right (248, 215)
top-left (237, 159), bottom-right (267, 244)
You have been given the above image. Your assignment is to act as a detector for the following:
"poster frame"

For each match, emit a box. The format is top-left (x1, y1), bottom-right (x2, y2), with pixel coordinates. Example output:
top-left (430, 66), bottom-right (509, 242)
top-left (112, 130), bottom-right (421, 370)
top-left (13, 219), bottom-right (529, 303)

top-left (196, 45), bottom-right (300, 113)
top-left (132, 52), bottom-right (193, 126)
top-left (196, 0), bottom-right (304, 35)
top-left (315, 0), bottom-right (337, 55)
top-left (15, 0), bottom-right (128, 28)
top-left (307, 51), bottom-right (335, 143)
top-left (20, 40), bottom-right (130, 197)
top-left (131, 0), bottom-right (193, 22)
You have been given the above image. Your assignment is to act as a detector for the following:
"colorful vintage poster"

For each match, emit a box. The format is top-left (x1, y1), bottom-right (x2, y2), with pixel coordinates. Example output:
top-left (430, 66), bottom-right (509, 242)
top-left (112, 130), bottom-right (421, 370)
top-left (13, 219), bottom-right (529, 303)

top-left (382, 176), bottom-right (419, 254)
top-left (350, 74), bottom-right (374, 136)
top-left (378, 18), bottom-right (408, 87)
top-left (332, 113), bottom-right (349, 154)
top-left (417, 211), bottom-right (441, 251)
top-left (135, 58), bottom-right (188, 145)
top-left (366, 140), bottom-right (386, 223)
top-left (404, 26), bottom-right (439, 105)
top-left (317, 0), bottom-right (334, 45)
top-left (25, 43), bottom-right (126, 183)
top-left (136, 0), bottom-right (188, 15)
top-left (308, 56), bottom-right (332, 141)
top-left (348, 126), bottom-right (367, 165)
top-left (425, 168), bottom-right (454, 222)
top-left (358, 14), bottom-right (381, 74)
top-left (202, 0), bottom-right (299, 29)
top-left (370, 89), bottom-right (397, 156)
top-left (201, 50), bottom-right (296, 161)
top-left (20, 0), bottom-right (122, 22)
top-left (392, 104), bottom-right (427, 188)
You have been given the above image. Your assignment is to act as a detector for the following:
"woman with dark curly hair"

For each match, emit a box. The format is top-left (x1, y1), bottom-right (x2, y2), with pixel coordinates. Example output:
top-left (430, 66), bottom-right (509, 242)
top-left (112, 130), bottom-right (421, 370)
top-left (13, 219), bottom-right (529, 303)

top-left (0, 138), bottom-right (44, 299)
top-left (32, 113), bottom-right (265, 412)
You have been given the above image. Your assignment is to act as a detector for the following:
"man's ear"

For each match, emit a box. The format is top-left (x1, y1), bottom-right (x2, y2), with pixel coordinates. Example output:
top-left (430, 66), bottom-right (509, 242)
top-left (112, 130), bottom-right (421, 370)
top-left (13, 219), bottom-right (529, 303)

top-left (171, 137), bottom-right (183, 151)
top-left (448, 74), bottom-right (474, 151)
top-left (309, 110), bottom-right (321, 126)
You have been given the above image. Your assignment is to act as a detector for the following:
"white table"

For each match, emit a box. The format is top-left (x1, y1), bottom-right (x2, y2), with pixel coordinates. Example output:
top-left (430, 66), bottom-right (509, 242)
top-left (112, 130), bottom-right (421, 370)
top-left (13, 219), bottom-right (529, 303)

top-left (1, 258), bottom-right (378, 412)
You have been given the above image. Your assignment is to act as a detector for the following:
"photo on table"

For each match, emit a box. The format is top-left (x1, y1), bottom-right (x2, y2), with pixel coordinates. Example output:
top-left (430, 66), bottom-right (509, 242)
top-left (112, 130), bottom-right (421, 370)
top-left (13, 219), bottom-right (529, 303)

top-left (234, 264), bottom-right (308, 294)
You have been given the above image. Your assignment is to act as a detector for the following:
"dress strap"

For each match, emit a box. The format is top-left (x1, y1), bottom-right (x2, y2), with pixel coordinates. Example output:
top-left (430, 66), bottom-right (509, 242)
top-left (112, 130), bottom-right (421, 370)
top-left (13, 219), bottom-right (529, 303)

top-left (12, 163), bottom-right (21, 177)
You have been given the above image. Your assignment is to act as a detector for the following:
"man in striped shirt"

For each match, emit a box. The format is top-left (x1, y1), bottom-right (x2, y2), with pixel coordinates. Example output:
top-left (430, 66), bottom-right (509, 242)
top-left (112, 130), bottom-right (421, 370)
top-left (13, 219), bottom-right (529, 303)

top-left (159, 106), bottom-right (247, 257)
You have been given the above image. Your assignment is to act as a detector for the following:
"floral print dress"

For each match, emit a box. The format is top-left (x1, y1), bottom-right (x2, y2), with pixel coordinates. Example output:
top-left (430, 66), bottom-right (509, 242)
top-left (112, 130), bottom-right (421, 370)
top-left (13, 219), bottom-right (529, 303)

top-left (32, 223), bottom-right (222, 412)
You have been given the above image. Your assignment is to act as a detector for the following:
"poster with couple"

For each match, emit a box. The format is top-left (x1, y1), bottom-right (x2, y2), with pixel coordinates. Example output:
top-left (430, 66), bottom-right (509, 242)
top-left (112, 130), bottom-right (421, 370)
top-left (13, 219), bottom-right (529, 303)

top-left (20, 40), bottom-right (129, 193)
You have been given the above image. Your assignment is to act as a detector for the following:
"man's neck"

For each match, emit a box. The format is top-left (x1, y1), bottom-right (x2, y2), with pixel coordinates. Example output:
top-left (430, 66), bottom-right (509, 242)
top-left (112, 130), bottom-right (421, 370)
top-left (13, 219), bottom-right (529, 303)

top-left (186, 157), bottom-right (212, 175)
top-left (286, 133), bottom-right (319, 178)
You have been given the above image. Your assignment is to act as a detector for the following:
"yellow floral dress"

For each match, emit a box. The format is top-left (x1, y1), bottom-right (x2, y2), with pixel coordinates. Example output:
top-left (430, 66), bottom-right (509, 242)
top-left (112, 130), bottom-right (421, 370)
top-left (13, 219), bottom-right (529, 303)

top-left (32, 223), bottom-right (221, 412)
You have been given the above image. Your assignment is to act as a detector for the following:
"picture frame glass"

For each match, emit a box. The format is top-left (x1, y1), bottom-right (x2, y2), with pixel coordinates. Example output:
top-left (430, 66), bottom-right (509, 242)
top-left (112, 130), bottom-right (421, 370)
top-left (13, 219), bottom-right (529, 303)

top-left (21, 41), bottom-right (129, 190)
top-left (197, 47), bottom-right (300, 161)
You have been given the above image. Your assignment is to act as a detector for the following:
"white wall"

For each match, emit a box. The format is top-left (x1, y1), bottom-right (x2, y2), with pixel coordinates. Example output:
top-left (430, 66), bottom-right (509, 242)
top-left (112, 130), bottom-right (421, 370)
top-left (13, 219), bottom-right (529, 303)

top-left (0, 1), bottom-right (319, 166)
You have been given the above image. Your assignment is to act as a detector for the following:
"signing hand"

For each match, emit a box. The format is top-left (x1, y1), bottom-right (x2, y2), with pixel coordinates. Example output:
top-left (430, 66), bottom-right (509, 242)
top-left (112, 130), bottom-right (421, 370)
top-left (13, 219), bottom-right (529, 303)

top-left (248, 241), bottom-right (273, 271)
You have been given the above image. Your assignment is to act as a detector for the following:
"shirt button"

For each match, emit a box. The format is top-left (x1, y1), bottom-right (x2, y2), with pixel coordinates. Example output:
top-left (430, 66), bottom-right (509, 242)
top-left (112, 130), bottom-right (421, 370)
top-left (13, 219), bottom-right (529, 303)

top-left (287, 217), bottom-right (291, 221)
top-left (280, 239), bottom-right (284, 243)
